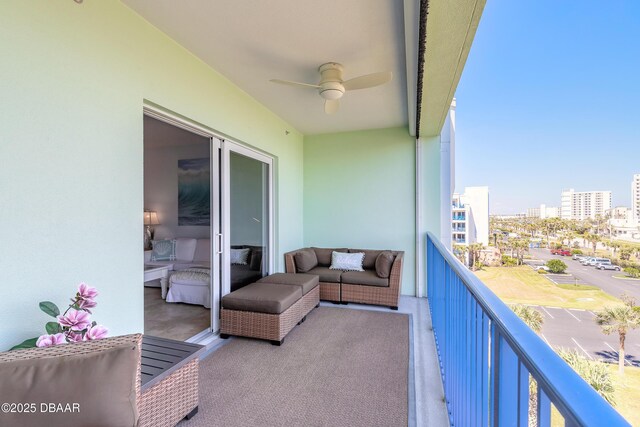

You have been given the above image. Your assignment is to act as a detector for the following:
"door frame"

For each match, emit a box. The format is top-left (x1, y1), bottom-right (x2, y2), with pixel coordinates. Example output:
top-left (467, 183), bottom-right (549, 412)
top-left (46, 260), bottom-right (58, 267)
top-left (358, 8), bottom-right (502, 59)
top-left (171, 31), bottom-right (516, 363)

top-left (142, 103), bottom-right (275, 343)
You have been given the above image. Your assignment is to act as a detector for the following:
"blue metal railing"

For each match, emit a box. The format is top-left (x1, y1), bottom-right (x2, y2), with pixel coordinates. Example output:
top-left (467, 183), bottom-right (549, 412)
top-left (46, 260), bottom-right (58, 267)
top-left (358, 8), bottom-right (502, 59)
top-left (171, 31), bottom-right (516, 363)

top-left (426, 233), bottom-right (629, 427)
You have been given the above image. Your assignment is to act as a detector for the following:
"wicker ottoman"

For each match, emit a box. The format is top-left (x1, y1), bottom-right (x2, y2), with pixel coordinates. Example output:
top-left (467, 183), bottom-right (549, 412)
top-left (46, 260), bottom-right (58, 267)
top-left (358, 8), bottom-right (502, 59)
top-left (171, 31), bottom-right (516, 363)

top-left (220, 277), bottom-right (320, 346)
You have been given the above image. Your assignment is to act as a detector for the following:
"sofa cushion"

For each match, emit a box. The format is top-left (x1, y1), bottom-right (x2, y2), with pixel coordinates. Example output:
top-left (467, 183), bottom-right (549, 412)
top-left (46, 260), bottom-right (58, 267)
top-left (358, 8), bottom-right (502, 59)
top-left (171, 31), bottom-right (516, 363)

top-left (258, 273), bottom-right (319, 295)
top-left (312, 247), bottom-right (347, 266)
top-left (175, 237), bottom-right (198, 262)
top-left (0, 337), bottom-right (140, 427)
top-left (342, 270), bottom-right (390, 287)
top-left (151, 239), bottom-right (176, 261)
top-left (349, 249), bottom-right (385, 269)
top-left (330, 251), bottom-right (364, 272)
top-left (193, 238), bottom-right (211, 262)
top-left (375, 251), bottom-right (396, 278)
top-left (294, 249), bottom-right (318, 272)
top-left (306, 266), bottom-right (343, 283)
top-left (222, 283), bottom-right (302, 314)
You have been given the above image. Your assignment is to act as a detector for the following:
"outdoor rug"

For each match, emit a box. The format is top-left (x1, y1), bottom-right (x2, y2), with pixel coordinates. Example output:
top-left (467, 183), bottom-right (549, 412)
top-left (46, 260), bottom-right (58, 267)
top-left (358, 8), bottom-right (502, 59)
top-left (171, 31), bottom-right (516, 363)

top-left (180, 306), bottom-right (410, 427)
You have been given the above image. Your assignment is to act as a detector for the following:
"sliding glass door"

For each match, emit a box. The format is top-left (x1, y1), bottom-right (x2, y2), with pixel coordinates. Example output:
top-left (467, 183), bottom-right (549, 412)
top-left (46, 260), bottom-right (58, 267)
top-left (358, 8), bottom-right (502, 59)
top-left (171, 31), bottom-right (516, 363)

top-left (220, 142), bottom-right (273, 298)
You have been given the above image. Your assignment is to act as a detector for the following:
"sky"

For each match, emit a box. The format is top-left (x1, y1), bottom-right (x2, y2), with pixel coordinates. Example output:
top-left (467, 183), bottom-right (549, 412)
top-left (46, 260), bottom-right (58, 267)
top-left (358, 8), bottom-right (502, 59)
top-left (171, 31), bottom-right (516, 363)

top-left (454, 1), bottom-right (640, 214)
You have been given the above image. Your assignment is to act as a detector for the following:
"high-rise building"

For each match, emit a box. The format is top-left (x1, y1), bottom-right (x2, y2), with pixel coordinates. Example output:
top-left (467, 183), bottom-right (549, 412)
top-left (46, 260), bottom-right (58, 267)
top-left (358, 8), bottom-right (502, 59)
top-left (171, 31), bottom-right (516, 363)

top-left (632, 174), bottom-right (640, 221)
top-left (451, 186), bottom-right (489, 246)
top-left (560, 189), bottom-right (612, 220)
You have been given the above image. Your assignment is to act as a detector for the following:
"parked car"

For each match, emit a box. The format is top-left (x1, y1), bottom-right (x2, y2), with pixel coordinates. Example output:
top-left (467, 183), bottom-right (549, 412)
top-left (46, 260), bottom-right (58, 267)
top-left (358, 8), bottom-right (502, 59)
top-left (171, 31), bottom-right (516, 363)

top-left (550, 248), bottom-right (571, 256)
top-left (580, 257), bottom-right (596, 265)
top-left (572, 254), bottom-right (588, 261)
top-left (537, 265), bottom-right (550, 271)
top-left (596, 263), bottom-right (621, 271)
top-left (587, 257), bottom-right (611, 267)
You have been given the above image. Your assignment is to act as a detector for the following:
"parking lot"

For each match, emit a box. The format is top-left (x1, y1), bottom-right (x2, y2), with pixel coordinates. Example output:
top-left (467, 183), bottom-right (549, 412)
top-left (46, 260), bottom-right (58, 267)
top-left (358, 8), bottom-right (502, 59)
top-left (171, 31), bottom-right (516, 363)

top-left (532, 305), bottom-right (640, 366)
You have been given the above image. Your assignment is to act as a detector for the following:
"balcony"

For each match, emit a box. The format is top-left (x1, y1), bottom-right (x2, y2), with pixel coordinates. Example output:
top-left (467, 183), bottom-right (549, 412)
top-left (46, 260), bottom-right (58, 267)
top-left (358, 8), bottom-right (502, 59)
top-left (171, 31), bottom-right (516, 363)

top-left (426, 233), bottom-right (629, 426)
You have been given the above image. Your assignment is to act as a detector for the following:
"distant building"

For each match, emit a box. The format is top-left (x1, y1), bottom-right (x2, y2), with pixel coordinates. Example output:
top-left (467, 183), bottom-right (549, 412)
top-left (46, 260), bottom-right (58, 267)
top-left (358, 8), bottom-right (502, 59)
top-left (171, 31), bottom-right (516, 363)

top-left (560, 189), bottom-right (612, 220)
top-left (632, 174), bottom-right (640, 221)
top-left (527, 204), bottom-right (559, 219)
top-left (452, 186), bottom-right (489, 247)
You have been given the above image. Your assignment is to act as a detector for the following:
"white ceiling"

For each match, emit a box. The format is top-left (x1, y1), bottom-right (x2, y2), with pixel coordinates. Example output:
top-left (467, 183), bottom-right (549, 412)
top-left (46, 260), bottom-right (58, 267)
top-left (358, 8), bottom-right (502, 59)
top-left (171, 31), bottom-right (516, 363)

top-left (123, 0), bottom-right (409, 135)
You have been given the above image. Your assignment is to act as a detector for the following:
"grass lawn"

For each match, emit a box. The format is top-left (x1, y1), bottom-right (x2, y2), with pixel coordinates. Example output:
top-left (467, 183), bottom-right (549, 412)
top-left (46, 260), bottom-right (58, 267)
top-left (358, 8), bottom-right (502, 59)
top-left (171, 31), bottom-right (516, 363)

top-left (474, 266), bottom-right (621, 310)
top-left (609, 365), bottom-right (640, 426)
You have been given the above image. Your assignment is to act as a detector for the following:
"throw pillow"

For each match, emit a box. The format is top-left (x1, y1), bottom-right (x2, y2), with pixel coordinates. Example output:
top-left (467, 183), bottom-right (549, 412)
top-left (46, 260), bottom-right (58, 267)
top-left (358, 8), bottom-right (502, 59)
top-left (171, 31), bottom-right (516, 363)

top-left (151, 239), bottom-right (177, 261)
top-left (330, 251), bottom-right (364, 272)
top-left (230, 248), bottom-right (250, 265)
top-left (294, 249), bottom-right (318, 272)
top-left (375, 251), bottom-right (395, 278)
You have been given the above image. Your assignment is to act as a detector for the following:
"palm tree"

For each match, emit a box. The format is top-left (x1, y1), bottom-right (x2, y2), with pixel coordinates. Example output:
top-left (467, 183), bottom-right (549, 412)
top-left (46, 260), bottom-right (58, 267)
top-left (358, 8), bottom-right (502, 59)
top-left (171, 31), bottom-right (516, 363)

top-left (584, 232), bottom-right (601, 255)
top-left (595, 295), bottom-right (640, 374)
top-left (511, 304), bottom-right (544, 332)
top-left (468, 242), bottom-right (485, 271)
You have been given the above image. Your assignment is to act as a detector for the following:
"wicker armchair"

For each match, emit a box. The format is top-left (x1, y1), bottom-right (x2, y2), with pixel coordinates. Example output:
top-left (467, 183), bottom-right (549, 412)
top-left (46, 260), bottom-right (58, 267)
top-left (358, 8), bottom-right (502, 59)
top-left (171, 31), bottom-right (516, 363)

top-left (0, 334), bottom-right (199, 427)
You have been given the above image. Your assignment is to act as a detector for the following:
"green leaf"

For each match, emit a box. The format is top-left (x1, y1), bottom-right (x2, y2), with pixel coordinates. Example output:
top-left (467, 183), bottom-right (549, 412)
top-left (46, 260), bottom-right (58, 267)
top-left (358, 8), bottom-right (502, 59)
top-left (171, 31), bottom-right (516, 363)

top-left (9, 337), bottom-right (38, 351)
top-left (45, 321), bottom-right (61, 334)
top-left (39, 301), bottom-right (60, 318)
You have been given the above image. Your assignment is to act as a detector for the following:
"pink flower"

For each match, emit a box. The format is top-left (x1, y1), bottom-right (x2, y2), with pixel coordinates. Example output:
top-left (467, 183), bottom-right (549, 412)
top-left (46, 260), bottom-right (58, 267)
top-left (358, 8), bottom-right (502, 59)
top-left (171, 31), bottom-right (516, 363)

top-left (85, 325), bottom-right (108, 340)
top-left (36, 333), bottom-right (66, 348)
top-left (76, 298), bottom-right (97, 311)
top-left (77, 283), bottom-right (98, 300)
top-left (67, 331), bottom-right (85, 342)
top-left (57, 308), bottom-right (91, 331)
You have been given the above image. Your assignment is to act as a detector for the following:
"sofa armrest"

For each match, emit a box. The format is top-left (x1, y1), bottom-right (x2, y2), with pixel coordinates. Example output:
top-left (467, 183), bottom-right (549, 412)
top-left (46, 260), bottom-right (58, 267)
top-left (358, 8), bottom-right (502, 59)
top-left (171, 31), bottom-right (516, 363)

top-left (389, 251), bottom-right (404, 297)
top-left (284, 249), bottom-right (301, 273)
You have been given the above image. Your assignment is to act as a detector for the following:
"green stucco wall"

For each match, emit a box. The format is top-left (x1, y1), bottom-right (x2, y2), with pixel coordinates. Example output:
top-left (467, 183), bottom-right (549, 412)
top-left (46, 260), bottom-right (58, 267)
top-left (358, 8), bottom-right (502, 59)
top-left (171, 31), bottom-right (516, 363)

top-left (303, 127), bottom-right (416, 295)
top-left (0, 2), bottom-right (303, 350)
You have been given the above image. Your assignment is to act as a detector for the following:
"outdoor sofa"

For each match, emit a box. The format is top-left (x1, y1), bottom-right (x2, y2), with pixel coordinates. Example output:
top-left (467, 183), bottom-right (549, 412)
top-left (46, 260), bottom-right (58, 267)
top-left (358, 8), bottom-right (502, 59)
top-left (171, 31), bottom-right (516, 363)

top-left (284, 247), bottom-right (404, 309)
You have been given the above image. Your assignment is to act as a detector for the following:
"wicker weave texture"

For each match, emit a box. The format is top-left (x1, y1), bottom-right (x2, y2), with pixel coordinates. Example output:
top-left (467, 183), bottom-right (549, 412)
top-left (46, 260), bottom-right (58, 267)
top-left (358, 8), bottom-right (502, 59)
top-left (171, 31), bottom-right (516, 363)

top-left (138, 358), bottom-right (199, 427)
top-left (220, 286), bottom-right (320, 341)
top-left (342, 254), bottom-right (403, 307)
top-left (319, 282), bottom-right (341, 302)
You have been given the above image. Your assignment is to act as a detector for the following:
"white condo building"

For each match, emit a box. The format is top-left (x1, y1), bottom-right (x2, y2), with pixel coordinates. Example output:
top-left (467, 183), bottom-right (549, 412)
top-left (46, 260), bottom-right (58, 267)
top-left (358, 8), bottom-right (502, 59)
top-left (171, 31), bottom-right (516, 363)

top-left (632, 174), bottom-right (640, 221)
top-left (560, 189), bottom-right (612, 220)
top-left (527, 204), bottom-right (559, 219)
top-left (452, 186), bottom-right (489, 246)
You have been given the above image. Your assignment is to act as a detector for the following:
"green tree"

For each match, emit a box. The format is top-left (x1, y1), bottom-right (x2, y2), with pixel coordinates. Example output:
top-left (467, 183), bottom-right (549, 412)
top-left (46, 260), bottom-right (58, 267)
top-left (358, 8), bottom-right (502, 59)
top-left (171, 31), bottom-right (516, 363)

top-left (584, 232), bottom-right (601, 255)
top-left (468, 242), bottom-right (485, 271)
top-left (595, 296), bottom-right (640, 374)
top-left (546, 259), bottom-right (568, 274)
top-left (511, 304), bottom-right (544, 332)
top-left (557, 349), bottom-right (616, 405)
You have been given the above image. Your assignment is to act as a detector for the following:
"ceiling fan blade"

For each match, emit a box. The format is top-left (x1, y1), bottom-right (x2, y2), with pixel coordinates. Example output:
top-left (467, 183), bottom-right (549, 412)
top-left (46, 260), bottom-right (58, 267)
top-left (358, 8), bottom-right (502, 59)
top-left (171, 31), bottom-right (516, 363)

top-left (343, 71), bottom-right (392, 91)
top-left (270, 79), bottom-right (320, 89)
top-left (324, 99), bottom-right (340, 114)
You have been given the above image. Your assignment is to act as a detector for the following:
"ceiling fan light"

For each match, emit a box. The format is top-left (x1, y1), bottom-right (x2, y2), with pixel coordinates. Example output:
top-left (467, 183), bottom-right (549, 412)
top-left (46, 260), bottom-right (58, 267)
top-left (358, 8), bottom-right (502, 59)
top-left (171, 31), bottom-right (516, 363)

top-left (320, 88), bottom-right (343, 100)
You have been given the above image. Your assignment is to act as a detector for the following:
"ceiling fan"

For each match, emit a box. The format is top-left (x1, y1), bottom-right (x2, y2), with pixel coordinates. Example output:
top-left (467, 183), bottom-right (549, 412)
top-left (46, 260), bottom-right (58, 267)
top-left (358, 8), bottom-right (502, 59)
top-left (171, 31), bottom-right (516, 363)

top-left (270, 62), bottom-right (392, 114)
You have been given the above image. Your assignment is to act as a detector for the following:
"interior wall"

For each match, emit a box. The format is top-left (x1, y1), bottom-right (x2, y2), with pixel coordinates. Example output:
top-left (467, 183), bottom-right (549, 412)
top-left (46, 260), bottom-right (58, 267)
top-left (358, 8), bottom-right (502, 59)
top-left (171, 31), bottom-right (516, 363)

top-left (0, 2), bottom-right (304, 350)
top-left (303, 127), bottom-right (416, 295)
top-left (144, 139), bottom-right (211, 241)
top-left (230, 153), bottom-right (265, 246)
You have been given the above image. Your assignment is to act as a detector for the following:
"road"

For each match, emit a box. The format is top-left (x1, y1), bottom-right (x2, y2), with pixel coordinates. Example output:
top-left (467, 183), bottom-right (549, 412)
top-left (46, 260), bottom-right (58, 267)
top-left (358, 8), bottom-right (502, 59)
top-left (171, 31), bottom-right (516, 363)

top-left (533, 305), bottom-right (640, 366)
top-left (527, 248), bottom-right (640, 301)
